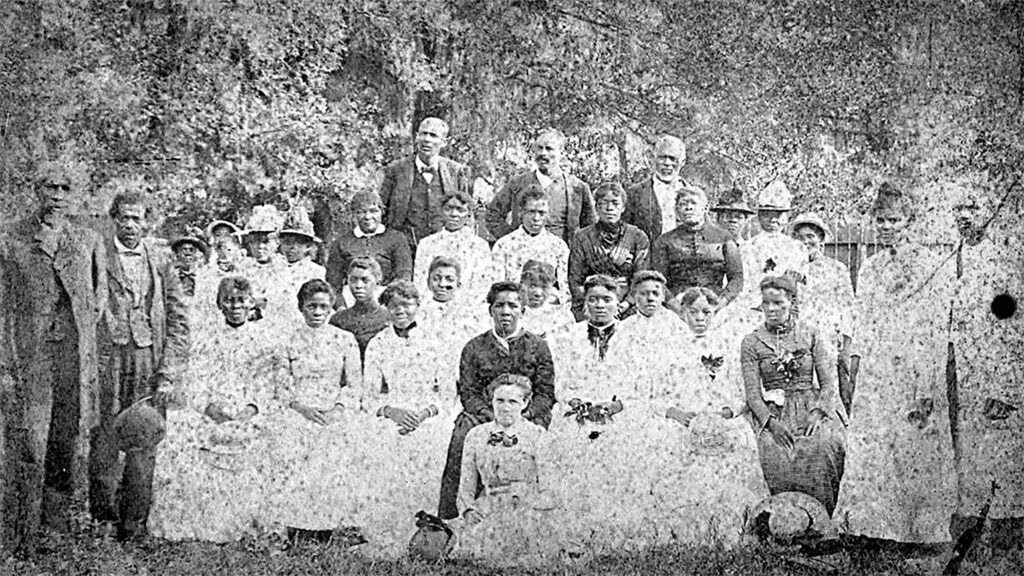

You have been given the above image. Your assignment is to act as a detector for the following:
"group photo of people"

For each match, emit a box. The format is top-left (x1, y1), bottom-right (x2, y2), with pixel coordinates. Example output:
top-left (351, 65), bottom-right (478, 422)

top-left (2, 117), bottom-right (1022, 573)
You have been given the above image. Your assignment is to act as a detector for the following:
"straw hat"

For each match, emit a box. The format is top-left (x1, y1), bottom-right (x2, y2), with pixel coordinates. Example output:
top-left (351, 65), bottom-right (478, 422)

top-left (710, 186), bottom-right (755, 214)
top-left (278, 205), bottom-right (322, 243)
top-left (112, 397), bottom-right (166, 453)
top-left (757, 181), bottom-right (793, 211)
top-left (205, 220), bottom-right (243, 240)
top-left (244, 204), bottom-right (283, 235)
top-left (748, 491), bottom-right (836, 543)
top-left (788, 212), bottom-right (831, 242)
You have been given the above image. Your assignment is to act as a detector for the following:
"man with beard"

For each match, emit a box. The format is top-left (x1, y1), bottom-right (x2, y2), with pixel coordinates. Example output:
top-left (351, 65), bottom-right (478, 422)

top-left (436, 281), bottom-right (556, 520)
top-left (486, 129), bottom-right (595, 246)
top-left (623, 135), bottom-right (690, 244)
top-left (379, 117), bottom-right (472, 251)
top-left (1, 164), bottom-right (106, 556)
top-left (92, 191), bottom-right (189, 541)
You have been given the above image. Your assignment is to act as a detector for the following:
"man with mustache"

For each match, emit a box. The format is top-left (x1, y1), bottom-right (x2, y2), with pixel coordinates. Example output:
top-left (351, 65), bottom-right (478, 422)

top-left (379, 117), bottom-right (473, 252)
top-left (623, 134), bottom-right (690, 244)
top-left (485, 129), bottom-right (595, 246)
top-left (0, 163), bottom-right (107, 556)
top-left (93, 190), bottom-right (189, 541)
top-left (437, 281), bottom-right (555, 520)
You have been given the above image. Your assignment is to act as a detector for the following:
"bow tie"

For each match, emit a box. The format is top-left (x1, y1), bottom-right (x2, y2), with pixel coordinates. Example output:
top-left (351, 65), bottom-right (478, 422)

top-left (487, 431), bottom-right (518, 447)
top-left (700, 354), bottom-right (724, 380)
top-left (587, 323), bottom-right (615, 360)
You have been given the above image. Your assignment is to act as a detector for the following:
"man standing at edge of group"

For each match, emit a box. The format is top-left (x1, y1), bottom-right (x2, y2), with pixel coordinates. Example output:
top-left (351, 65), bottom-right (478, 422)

top-left (379, 117), bottom-right (472, 252)
top-left (437, 281), bottom-right (556, 520)
top-left (91, 191), bottom-right (189, 541)
top-left (485, 129), bottom-right (595, 246)
top-left (0, 163), bottom-right (106, 557)
top-left (623, 135), bottom-right (690, 244)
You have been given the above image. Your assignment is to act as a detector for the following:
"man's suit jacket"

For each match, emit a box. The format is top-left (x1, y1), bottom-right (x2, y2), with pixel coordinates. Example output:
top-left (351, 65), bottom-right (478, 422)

top-left (623, 175), bottom-right (690, 244)
top-left (0, 217), bottom-right (107, 434)
top-left (484, 169), bottom-right (595, 245)
top-left (101, 235), bottom-right (189, 392)
top-left (378, 155), bottom-right (471, 244)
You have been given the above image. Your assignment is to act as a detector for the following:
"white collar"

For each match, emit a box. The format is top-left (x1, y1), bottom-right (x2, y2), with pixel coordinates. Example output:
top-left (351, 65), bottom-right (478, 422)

top-left (652, 174), bottom-right (681, 188)
top-left (354, 224), bottom-right (386, 238)
top-left (114, 236), bottom-right (145, 255)
top-left (491, 326), bottom-right (524, 348)
top-left (518, 225), bottom-right (547, 238)
top-left (534, 169), bottom-right (554, 188)
top-left (415, 155), bottom-right (439, 172)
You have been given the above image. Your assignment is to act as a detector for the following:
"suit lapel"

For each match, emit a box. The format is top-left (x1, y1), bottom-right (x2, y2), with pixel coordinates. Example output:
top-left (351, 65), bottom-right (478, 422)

top-left (105, 235), bottom-right (128, 291)
top-left (647, 178), bottom-right (662, 234)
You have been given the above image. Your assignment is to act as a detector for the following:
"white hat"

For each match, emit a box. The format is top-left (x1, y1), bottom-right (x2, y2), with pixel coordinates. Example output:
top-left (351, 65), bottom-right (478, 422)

top-left (757, 181), bottom-right (793, 211)
top-left (244, 204), bottom-right (282, 234)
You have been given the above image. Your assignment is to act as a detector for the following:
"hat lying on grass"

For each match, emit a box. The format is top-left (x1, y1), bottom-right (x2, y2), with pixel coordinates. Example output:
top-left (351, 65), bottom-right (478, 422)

top-left (112, 397), bottom-right (165, 453)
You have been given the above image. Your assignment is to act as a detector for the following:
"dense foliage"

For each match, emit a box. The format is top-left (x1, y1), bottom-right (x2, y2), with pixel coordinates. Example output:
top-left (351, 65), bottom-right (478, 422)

top-left (1, 0), bottom-right (1022, 240)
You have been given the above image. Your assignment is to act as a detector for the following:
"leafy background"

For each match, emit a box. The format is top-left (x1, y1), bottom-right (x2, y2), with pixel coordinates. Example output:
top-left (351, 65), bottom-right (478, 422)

top-left (1, 0), bottom-right (1022, 241)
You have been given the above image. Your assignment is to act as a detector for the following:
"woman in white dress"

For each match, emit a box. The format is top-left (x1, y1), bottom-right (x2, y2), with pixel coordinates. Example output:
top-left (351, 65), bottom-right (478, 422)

top-left (149, 276), bottom-right (277, 543)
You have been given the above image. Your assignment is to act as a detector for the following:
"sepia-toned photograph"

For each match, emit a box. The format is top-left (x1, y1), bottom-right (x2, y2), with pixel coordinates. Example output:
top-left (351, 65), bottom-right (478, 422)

top-left (1, 1), bottom-right (1022, 574)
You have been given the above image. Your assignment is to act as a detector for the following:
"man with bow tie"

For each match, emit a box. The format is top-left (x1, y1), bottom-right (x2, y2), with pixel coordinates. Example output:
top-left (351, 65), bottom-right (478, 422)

top-left (379, 117), bottom-right (473, 252)
top-left (92, 191), bottom-right (189, 541)
top-left (1, 164), bottom-right (106, 556)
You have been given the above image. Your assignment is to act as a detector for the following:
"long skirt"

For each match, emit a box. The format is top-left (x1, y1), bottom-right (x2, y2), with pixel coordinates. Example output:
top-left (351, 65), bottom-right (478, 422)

top-left (451, 486), bottom-right (567, 567)
top-left (148, 410), bottom-right (266, 542)
top-left (755, 389), bottom-right (845, 515)
top-left (833, 343), bottom-right (955, 543)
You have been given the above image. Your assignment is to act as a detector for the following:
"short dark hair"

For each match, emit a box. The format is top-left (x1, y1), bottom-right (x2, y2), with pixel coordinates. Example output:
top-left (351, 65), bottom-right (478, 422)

top-left (760, 274), bottom-right (798, 300)
top-left (519, 260), bottom-right (556, 287)
top-left (297, 278), bottom-right (336, 310)
top-left (486, 281), bottom-right (522, 306)
top-left (486, 373), bottom-right (533, 402)
top-left (583, 274), bottom-right (620, 296)
top-left (350, 190), bottom-right (383, 211)
top-left (379, 279), bottom-right (420, 307)
top-left (441, 190), bottom-right (474, 209)
top-left (593, 182), bottom-right (627, 204)
top-left (630, 270), bottom-right (667, 290)
top-left (678, 286), bottom-right (720, 308)
top-left (348, 257), bottom-right (382, 282)
top-left (519, 185), bottom-right (549, 209)
top-left (109, 191), bottom-right (148, 219)
top-left (216, 275), bottom-right (252, 306)
top-left (428, 255), bottom-right (462, 279)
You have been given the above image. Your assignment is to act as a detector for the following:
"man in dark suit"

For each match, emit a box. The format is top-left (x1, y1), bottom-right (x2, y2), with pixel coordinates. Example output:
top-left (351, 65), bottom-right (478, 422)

top-left (91, 191), bottom-right (189, 540)
top-left (623, 135), bottom-right (690, 243)
top-left (1, 164), bottom-right (106, 556)
top-left (379, 117), bottom-right (472, 250)
top-left (485, 129), bottom-right (595, 246)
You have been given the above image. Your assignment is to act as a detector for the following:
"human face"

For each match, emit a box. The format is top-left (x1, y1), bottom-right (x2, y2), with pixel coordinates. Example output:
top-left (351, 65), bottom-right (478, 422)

top-left (214, 237), bottom-right (241, 265)
top-left (874, 209), bottom-right (909, 245)
top-left (415, 118), bottom-right (448, 164)
top-left (716, 210), bottom-right (747, 237)
top-left (492, 384), bottom-right (527, 428)
top-left (653, 142), bottom-right (684, 182)
top-left (682, 295), bottom-right (715, 335)
top-left (428, 265), bottom-right (460, 303)
top-left (174, 243), bottom-right (203, 269)
top-left (246, 232), bottom-right (274, 264)
top-left (347, 267), bottom-right (379, 303)
top-left (114, 203), bottom-right (146, 249)
top-left (632, 280), bottom-right (665, 317)
top-left (386, 294), bottom-right (418, 329)
top-left (675, 193), bottom-right (707, 228)
top-left (953, 203), bottom-right (984, 239)
top-left (761, 287), bottom-right (793, 328)
top-left (39, 181), bottom-right (72, 223)
top-left (356, 203), bottom-right (383, 235)
top-left (521, 198), bottom-right (549, 235)
top-left (532, 134), bottom-right (563, 175)
top-left (757, 210), bottom-right (787, 234)
top-left (442, 198), bottom-right (471, 232)
top-left (219, 287), bottom-right (252, 325)
top-left (279, 234), bottom-right (312, 264)
top-left (585, 285), bottom-right (618, 325)
top-left (301, 292), bottom-right (333, 328)
top-left (596, 194), bottom-right (624, 225)
top-left (489, 290), bottom-right (523, 336)
top-left (522, 281), bottom-right (552, 308)
top-left (793, 225), bottom-right (824, 261)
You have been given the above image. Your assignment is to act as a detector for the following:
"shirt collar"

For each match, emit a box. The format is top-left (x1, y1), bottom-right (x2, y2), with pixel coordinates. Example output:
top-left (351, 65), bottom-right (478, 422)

top-left (114, 235), bottom-right (145, 256)
top-left (534, 169), bottom-right (554, 189)
top-left (353, 224), bottom-right (386, 238)
top-left (587, 320), bottom-right (616, 333)
top-left (491, 326), bottom-right (524, 349)
top-left (415, 155), bottom-right (439, 173)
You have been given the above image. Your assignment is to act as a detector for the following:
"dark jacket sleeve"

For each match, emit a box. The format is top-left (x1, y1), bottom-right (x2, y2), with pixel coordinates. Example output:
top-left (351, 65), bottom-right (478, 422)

top-left (485, 177), bottom-right (517, 240)
top-left (576, 179), bottom-right (596, 231)
top-left (740, 334), bottom-right (770, 427)
top-left (567, 230), bottom-right (588, 306)
top-left (157, 257), bottom-right (190, 383)
top-left (458, 338), bottom-right (493, 420)
top-left (325, 240), bottom-right (350, 296)
top-left (390, 233), bottom-right (413, 281)
top-left (379, 162), bottom-right (399, 227)
top-left (650, 234), bottom-right (670, 282)
top-left (525, 336), bottom-right (556, 427)
top-left (721, 237), bottom-right (744, 303)
top-left (633, 228), bottom-right (651, 272)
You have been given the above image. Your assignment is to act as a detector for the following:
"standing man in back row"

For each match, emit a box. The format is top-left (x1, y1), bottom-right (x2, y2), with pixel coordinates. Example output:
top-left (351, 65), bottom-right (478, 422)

top-left (623, 134), bottom-right (690, 244)
top-left (485, 129), bottom-right (595, 246)
top-left (379, 117), bottom-right (473, 252)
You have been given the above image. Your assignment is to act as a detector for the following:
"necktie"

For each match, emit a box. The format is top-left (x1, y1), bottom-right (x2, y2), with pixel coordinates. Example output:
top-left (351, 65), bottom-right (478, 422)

top-left (587, 323), bottom-right (615, 360)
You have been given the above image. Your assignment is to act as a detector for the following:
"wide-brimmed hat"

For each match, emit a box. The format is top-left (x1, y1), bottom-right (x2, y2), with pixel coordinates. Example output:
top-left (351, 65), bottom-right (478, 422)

top-left (748, 491), bottom-right (836, 543)
top-left (788, 212), bottom-right (831, 242)
top-left (278, 205), bottom-right (322, 243)
top-left (244, 204), bottom-right (282, 235)
top-left (170, 230), bottom-right (210, 259)
top-left (710, 186), bottom-right (755, 214)
top-left (112, 397), bottom-right (165, 453)
top-left (757, 181), bottom-right (793, 211)
top-left (205, 219), bottom-right (243, 240)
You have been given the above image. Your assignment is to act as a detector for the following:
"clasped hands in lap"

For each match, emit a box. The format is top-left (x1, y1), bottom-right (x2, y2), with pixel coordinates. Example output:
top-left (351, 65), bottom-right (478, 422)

top-left (377, 404), bottom-right (440, 434)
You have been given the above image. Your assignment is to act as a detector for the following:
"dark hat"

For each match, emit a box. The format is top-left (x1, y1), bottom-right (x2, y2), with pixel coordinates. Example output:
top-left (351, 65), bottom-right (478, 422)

top-left (870, 182), bottom-right (912, 215)
top-left (278, 205), bottom-right (322, 243)
top-left (171, 226), bottom-right (210, 258)
top-left (407, 510), bottom-right (454, 561)
top-left (711, 186), bottom-right (755, 214)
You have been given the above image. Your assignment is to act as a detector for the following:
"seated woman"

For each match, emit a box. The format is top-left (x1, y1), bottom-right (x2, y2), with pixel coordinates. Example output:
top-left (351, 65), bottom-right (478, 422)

top-left (148, 276), bottom-right (276, 543)
top-left (264, 279), bottom-right (366, 545)
top-left (653, 286), bottom-right (767, 545)
top-left (740, 275), bottom-right (848, 515)
top-left (549, 274), bottom-right (622, 401)
top-left (518, 260), bottom-right (575, 338)
top-left (455, 374), bottom-right (564, 566)
top-left (360, 280), bottom-right (458, 555)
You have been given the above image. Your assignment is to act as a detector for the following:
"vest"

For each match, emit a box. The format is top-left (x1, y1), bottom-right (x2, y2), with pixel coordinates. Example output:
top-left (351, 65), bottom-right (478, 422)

top-left (406, 169), bottom-right (444, 242)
